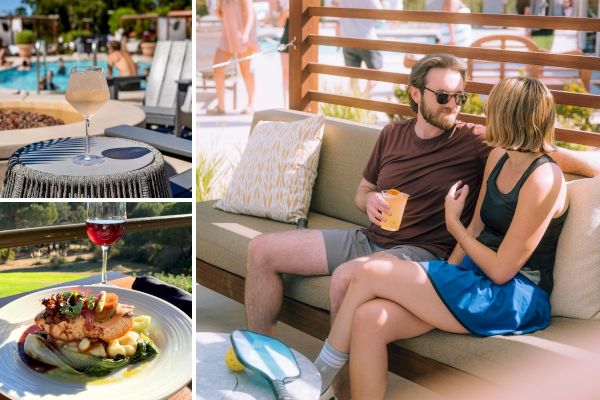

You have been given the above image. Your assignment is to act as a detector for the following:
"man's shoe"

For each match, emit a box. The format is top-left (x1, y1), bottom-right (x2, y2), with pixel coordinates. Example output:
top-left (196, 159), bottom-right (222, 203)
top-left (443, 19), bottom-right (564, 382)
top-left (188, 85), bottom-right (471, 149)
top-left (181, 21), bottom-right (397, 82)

top-left (320, 385), bottom-right (336, 400)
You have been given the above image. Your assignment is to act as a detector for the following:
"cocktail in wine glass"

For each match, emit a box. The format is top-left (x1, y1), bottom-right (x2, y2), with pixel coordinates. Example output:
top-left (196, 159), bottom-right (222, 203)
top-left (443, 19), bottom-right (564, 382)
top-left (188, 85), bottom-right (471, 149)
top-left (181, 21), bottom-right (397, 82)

top-left (65, 66), bottom-right (110, 165)
top-left (86, 202), bottom-right (127, 285)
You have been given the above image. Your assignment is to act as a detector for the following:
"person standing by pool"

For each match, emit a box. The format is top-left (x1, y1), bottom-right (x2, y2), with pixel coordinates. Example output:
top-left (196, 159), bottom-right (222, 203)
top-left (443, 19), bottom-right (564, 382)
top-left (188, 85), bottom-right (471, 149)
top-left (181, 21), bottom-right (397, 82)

top-left (441, 0), bottom-right (472, 46)
top-left (0, 39), bottom-right (11, 68)
top-left (272, 0), bottom-right (290, 107)
top-left (336, 0), bottom-right (384, 95)
top-left (107, 41), bottom-right (137, 78)
top-left (208, 0), bottom-right (259, 115)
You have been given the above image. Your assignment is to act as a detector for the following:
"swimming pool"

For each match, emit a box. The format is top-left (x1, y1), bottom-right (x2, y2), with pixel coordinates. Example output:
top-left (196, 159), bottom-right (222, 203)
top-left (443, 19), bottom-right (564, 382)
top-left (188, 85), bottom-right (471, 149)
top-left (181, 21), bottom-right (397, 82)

top-left (0, 60), bottom-right (150, 92)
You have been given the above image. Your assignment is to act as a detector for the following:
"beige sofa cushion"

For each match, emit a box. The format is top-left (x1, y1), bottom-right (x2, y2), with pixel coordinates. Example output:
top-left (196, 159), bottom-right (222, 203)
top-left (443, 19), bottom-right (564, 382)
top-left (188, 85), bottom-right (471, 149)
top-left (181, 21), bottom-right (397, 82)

top-left (214, 115), bottom-right (325, 223)
top-left (551, 175), bottom-right (600, 319)
top-left (197, 201), bottom-right (361, 310)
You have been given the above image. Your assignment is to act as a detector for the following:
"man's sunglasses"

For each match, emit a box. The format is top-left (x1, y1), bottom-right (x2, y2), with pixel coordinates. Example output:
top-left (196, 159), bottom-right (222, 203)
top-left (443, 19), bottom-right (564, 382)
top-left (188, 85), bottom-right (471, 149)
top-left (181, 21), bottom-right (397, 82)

top-left (423, 87), bottom-right (468, 106)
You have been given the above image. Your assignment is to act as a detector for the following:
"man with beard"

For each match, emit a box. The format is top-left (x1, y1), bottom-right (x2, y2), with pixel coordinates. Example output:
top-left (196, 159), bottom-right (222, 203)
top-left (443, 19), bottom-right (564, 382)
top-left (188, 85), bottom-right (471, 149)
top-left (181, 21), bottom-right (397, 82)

top-left (244, 53), bottom-right (598, 399)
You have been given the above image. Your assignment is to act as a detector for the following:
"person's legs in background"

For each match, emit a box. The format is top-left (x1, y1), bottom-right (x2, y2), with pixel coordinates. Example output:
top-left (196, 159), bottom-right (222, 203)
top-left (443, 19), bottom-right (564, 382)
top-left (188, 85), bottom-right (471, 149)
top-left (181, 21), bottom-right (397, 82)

top-left (237, 48), bottom-right (256, 114)
top-left (362, 49), bottom-right (383, 97)
top-left (342, 48), bottom-right (363, 97)
top-left (210, 48), bottom-right (232, 114)
top-left (281, 52), bottom-right (289, 107)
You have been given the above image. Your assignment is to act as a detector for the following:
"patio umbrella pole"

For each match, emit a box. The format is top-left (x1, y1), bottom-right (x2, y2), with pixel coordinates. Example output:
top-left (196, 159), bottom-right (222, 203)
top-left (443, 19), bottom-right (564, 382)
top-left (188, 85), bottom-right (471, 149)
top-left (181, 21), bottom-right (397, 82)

top-left (198, 39), bottom-right (295, 73)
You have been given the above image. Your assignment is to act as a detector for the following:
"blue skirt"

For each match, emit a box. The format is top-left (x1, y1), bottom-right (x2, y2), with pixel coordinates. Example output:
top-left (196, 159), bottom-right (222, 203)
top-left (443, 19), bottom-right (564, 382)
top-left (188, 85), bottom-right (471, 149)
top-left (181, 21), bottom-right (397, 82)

top-left (419, 256), bottom-right (550, 336)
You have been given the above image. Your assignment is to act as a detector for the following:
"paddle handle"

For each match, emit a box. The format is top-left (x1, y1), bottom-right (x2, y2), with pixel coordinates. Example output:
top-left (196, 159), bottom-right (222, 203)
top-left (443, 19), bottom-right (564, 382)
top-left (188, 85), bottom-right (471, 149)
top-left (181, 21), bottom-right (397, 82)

top-left (272, 380), bottom-right (293, 400)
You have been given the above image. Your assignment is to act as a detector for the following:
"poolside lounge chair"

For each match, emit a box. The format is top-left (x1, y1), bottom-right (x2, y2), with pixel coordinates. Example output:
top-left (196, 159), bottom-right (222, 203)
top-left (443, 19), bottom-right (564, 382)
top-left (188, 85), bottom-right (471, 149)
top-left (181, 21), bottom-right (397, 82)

top-left (104, 124), bottom-right (192, 198)
top-left (108, 40), bottom-right (192, 129)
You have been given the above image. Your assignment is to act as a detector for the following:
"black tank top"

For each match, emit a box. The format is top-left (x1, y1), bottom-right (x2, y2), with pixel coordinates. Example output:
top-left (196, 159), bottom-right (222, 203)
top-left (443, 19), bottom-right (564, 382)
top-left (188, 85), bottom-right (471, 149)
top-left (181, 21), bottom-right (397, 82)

top-left (476, 153), bottom-right (568, 293)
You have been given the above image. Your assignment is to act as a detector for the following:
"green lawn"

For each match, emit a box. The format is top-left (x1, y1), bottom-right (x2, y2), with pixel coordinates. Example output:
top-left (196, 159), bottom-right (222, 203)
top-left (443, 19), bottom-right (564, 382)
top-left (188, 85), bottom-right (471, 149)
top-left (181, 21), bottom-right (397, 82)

top-left (0, 272), bottom-right (94, 297)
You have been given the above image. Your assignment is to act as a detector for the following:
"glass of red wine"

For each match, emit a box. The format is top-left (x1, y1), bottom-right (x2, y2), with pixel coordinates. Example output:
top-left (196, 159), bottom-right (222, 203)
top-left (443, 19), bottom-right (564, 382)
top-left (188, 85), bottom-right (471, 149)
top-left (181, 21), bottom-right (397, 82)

top-left (86, 202), bottom-right (127, 285)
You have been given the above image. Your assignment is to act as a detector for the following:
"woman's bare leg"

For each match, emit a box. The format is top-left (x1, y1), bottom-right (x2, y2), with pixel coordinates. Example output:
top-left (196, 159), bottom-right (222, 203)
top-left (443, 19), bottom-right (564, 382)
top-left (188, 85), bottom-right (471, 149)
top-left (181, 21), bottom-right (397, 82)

top-left (212, 48), bottom-right (232, 112)
top-left (280, 52), bottom-right (289, 107)
top-left (328, 252), bottom-right (468, 353)
top-left (350, 299), bottom-right (434, 400)
top-left (237, 49), bottom-right (255, 112)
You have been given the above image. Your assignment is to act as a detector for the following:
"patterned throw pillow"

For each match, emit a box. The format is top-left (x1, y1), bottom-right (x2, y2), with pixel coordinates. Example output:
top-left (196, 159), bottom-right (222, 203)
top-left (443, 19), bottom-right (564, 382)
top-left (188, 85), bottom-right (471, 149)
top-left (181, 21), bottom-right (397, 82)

top-left (551, 175), bottom-right (600, 319)
top-left (214, 115), bottom-right (325, 223)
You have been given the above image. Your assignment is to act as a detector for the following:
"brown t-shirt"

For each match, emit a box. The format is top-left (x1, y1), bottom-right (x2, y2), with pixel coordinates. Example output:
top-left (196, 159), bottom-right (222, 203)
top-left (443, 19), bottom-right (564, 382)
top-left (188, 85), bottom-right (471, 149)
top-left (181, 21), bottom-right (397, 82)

top-left (362, 118), bottom-right (490, 258)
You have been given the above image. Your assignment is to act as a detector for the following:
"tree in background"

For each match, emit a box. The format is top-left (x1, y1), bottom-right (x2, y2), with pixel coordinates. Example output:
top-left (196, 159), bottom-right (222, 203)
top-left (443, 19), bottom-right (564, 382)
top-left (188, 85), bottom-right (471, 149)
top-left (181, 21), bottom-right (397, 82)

top-left (0, 203), bottom-right (192, 275)
top-left (0, 203), bottom-right (58, 229)
top-left (21, 0), bottom-right (191, 34)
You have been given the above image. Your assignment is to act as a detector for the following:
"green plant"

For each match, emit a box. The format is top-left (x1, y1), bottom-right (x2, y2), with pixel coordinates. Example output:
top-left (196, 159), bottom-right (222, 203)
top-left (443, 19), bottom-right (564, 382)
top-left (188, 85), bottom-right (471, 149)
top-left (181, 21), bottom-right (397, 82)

top-left (49, 255), bottom-right (67, 266)
top-left (0, 248), bottom-right (15, 263)
top-left (197, 0), bottom-right (209, 16)
top-left (109, 7), bottom-right (137, 35)
top-left (320, 82), bottom-right (376, 124)
top-left (62, 29), bottom-right (91, 43)
top-left (156, 5), bottom-right (171, 17)
top-left (15, 30), bottom-right (35, 45)
top-left (196, 152), bottom-right (234, 202)
top-left (146, 272), bottom-right (192, 293)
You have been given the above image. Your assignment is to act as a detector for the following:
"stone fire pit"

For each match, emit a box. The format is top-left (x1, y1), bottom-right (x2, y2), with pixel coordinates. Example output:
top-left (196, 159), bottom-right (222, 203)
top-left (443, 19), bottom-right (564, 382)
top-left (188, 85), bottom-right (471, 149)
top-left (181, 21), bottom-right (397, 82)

top-left (0, 95), bottom-right (146, 159)
top-left (0, 95), bottom-right (146, 183)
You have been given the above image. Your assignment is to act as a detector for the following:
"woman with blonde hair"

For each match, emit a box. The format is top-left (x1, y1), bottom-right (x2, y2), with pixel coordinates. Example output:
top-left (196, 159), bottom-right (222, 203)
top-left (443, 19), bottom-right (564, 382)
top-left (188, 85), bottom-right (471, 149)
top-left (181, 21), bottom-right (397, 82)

top-left (313, 77), bottom-right (570, 399)
top-left (208, 0), bottom-right (259, 115)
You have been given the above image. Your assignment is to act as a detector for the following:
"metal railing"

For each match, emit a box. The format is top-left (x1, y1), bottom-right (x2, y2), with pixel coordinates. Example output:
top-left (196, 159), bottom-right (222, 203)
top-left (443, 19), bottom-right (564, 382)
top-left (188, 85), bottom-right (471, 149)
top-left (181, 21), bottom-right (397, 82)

top-left (35, 38), bottom-right (47, 94)
top-left (0, 214), bottom-right (192, 248)
top-left (288, 3), bottom-right (600, 146)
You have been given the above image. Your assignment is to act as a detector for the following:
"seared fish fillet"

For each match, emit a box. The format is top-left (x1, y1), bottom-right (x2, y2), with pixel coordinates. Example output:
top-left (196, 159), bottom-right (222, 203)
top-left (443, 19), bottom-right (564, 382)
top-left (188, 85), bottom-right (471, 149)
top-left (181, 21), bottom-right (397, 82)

top-left (35, 304), bottom-right (134, 342)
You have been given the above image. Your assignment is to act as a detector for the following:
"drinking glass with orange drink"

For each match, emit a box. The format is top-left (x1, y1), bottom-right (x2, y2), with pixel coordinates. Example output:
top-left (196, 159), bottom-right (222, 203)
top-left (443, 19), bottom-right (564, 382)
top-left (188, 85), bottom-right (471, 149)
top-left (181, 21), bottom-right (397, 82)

top-left (380, 189), bottom-right (409, 231)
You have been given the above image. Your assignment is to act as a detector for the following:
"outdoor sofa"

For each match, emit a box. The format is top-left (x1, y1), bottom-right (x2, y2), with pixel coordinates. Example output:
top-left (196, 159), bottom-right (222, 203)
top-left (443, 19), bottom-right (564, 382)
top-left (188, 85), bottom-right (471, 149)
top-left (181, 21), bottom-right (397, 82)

top-left (197, 108), bottom-right (600, 393)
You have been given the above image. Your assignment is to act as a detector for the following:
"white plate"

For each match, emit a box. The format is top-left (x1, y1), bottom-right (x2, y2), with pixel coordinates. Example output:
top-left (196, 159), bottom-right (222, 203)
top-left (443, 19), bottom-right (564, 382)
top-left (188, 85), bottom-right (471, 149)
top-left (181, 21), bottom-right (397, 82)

top-left (0, 285), bottom-right (192, 400)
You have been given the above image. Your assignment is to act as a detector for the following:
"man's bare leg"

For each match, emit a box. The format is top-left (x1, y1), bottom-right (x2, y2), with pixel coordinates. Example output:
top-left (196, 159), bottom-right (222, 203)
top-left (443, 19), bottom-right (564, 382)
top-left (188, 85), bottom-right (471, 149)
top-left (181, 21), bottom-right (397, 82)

top-left (245, 229), bottom-right (329, 335)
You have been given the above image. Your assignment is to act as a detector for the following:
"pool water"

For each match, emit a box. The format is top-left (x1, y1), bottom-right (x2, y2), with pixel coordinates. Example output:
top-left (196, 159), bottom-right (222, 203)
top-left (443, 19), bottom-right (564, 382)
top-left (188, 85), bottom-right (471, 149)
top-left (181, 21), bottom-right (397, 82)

top-left (0, 60), bottom-right (150, 92)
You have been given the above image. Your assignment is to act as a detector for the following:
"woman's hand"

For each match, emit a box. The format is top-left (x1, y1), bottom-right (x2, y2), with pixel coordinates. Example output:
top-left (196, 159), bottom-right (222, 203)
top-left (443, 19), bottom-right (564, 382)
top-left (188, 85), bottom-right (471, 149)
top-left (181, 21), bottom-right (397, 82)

top-left (366, 191), bottom-right (390, 227)
top-left (445, 180), bottom-right (469, 235)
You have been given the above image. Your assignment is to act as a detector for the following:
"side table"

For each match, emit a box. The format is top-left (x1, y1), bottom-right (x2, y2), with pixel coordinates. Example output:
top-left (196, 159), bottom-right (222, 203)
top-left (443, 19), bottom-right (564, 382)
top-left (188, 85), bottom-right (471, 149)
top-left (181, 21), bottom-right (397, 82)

top-left (2, 136), bottom-right (171, 198)
top-left (197, 332), bottom-right (321, 400)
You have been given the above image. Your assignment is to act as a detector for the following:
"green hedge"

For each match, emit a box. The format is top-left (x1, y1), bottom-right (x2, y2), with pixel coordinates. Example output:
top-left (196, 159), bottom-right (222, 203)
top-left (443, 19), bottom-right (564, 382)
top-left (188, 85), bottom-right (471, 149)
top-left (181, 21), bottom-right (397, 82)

top-left (16, 30), bottom-right (35, 45)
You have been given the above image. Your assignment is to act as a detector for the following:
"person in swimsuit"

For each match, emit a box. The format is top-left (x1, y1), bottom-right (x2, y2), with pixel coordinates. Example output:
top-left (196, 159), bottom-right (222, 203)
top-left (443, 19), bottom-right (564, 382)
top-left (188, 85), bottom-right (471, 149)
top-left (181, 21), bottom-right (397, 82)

top-left (208, 0), bottom-right (260, 115)
top-left (0, 39), bottom-right (11, 68)
top-left (312, 76), bottom-right (570, 399)
top-left (107, 41), bottom-right (137, 79)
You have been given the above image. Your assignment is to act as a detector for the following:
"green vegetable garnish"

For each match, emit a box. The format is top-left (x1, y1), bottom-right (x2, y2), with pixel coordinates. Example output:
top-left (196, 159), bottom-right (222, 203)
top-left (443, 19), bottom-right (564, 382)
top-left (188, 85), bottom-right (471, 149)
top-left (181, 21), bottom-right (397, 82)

top-left (59, 301), bottom-right (84, 318)
top-left (129, 334), bottom-right (159, 365)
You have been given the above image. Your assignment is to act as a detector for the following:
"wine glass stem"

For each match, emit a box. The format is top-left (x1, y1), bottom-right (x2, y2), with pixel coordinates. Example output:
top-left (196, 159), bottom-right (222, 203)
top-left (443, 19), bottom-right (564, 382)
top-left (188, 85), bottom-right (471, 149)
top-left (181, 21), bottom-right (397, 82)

top-left (101, 245), bottom-right (110, 285)
top-left (85, 116), bottom-right (91, 160)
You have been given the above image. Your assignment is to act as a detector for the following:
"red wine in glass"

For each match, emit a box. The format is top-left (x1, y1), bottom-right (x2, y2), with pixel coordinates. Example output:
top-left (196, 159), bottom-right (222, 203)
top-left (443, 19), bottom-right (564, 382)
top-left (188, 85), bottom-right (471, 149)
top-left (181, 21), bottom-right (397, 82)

top-left (86, 203), bottom-right (127, 285)
top-left (86, 221), bottom-right (125, 246)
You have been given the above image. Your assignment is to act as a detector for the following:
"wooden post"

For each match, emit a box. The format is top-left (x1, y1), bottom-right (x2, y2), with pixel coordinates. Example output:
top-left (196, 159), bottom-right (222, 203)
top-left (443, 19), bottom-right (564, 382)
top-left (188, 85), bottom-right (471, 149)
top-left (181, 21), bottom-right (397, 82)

top-left (289, 0), bottom-right (319, 112)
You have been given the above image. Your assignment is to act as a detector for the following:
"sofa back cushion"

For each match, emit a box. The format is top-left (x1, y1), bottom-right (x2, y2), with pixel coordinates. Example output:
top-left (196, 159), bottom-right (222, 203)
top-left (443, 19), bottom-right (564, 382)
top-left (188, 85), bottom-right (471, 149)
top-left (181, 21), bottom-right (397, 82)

top-left (250, 109), bottom-right (378, 227)
top-left (551, 175), bottom-right (600, 319)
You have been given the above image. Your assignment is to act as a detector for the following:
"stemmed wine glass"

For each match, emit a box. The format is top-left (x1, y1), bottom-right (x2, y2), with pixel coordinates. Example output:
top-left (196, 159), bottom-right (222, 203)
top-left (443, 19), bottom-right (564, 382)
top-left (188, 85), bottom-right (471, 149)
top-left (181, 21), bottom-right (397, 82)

top-left (86, 203), bottom-right (127, 285)
top-left (65, 66), bottom-right (110, 165)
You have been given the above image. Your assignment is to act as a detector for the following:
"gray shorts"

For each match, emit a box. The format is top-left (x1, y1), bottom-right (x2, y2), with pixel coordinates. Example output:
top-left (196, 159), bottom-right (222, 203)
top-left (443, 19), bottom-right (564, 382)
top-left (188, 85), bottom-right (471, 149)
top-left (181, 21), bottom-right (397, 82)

top-left (343, 47), bottom-right (383, 70)
top-left (321, 229), bottom-right (439, 274)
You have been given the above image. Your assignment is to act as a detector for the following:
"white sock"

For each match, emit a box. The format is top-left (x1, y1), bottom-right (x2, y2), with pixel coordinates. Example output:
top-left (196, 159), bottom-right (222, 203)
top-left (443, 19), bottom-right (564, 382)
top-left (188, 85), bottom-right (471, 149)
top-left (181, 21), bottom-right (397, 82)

top-left (313, 339), bottom-right (349, 394)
